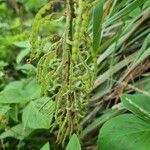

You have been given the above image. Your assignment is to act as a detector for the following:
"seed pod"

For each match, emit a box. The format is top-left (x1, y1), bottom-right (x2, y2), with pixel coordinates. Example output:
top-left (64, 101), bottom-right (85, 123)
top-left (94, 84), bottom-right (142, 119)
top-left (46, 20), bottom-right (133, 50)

top-left (72, 0), bottom-right (83, 62)
top-left (29, 0), bottom-right (98, 146)
top-left (30, 2), bottom-right (53, 60)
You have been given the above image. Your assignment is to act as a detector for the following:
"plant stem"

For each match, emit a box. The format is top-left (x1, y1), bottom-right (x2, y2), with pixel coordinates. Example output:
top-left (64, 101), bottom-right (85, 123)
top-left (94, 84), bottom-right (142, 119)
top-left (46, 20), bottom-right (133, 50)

top-left (67, 0), bottom-right (74, 84)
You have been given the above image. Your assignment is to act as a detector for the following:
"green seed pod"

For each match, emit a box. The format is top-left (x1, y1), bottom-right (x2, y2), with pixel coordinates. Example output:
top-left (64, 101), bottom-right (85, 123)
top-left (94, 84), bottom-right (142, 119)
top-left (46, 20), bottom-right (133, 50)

top-left (88, 0), bottom-right (100, 8)
top-left (72, 0), bottom-right (83, 62)
top-left (80, 10), bottom-right (89, 38)
top-left (30, 2), bottom-right (53, 60)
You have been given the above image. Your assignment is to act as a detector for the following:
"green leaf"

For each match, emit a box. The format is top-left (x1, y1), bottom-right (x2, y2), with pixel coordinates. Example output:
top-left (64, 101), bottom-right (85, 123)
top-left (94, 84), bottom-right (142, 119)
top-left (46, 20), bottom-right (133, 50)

top-left (0, 105), bottom-right (10, 115)
top-left (9, 104), bottom-right (18, 122)
top-left (14, 41), bottom-right (30, 48)
top-left (25, 0), bottom-right (48, 11)
top-left (106, 0), bottom-right (147, 26)
top-left (135, 33), bottom-right (150, 62)
top-left (14, 41), bottom-right (30, 64)
top-left (0, 85), bottom-right (27, 104)
top-left (81, 108), bottom-right (125, 139)
top-left (22, 98), bottom-right (54, 129)
top-left (16, 64), bottom-right (36, 74)
top-left (23, 79), bottom-right (41, 100)
top-left (143, 1), bottom-right (150, 9)
top-left (93, 0), bottom-right (104, 53)
top-left (40, 142), bottom-right (50, 150)
top-left (98, 114), bottom-right (150, 150)
top-left (142, 78), bottom-right (150, 93)
top-left (0, 124), bottom-right (33, 140)
top-left (0, 79), bottom-right (40, 104)
top-left (121, 94), bottom-right (150, 121)
top-left (16, 64), bottom-right (35, 72)
top-left (16, 48), bottom-right (30, 64)
top-left (66, 134), bottom-right (81, 150)
top-left (129, 7), bottom-right (141, 17)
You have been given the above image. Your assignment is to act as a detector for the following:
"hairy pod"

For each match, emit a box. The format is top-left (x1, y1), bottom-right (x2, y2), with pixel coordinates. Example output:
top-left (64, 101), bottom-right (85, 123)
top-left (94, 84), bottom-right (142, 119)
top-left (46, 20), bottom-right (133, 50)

top-left (29, 0), bottom-right (97, 146)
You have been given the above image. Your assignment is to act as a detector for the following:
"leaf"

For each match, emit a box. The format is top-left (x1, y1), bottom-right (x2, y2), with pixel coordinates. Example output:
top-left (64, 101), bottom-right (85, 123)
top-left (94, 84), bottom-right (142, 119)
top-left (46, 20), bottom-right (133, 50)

top-left (23, 79), bottom-right (41, 100)
top-left (129, 7), bottom-right (141, 18)
top-left (0, 105), bottom-right (10, 115)
top-left (14, 41), bottom-right (30, 48)
top-left (121, 94), bottom-right (150, 121)
top-left (93, 0), bottom-right (104, 53)
top-left (40, 142), bottom-right (50, 150)
top-left (22, 98), bottom-right (54, 129)
top-left (92, 81), bottom-right (112, 101)
top-left (16, 64), bottom-right (36, 74)
top-left (81, 108), bottom-right (125, 139)
top-left (24, 0), bottom-right (48, 11)
top-left (0, 86), bottom-right (27, 104)
top-left (106, 0), bottom-right (147, 26)
top-left (66, 134), bottom-right (81, 150)
top-left (135, 33), bottom-right (150, 63)
top-left (95, 51), bottom-right (137, 89)
top-left (142, 78), bottom-right (150, 93)
top-left (16, 48), bottom-right (30, 64)
top-left (98, 114), bottom-right (150, 150)
top-left (4, 81), bottom-right (23, 90)
top-left (143, 0), bottom-right (150, 9)
top-left (0, 124), bottom-right (33, 140)
top-left (9, 104), bottom-right (19, 122)
top-left (0, 79), bottom-right (40, 104)
top-left (14, 41), bottom-right (30, 64)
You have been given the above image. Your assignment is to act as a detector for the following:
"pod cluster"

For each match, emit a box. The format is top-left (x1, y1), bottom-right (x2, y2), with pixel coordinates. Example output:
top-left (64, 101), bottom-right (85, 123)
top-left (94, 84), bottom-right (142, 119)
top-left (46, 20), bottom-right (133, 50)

top-left (29, 0), bottom-right (98, 146)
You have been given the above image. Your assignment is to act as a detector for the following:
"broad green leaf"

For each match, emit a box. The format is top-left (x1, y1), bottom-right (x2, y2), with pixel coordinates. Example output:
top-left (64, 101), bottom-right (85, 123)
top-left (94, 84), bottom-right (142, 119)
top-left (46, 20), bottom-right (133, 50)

top-left (22, 98), bottom-right (54, 129)
top-left (0, 105), bottom-right (10, 115)
top-left (81, 108), bottom-right (125, 139)
top-left (16, 64), bottom-right (36, 74)
top-left (16, 48), bottom-right (30, 64)
top-left (0, 79), bottom-right (40, 104)
top-left (93, 0), bottom-right (104, 53)
top-left (4, 81), bottom-right (23, 90)
top-left (0, 124), bottom-right (33, 140)
top-left (66, 134), bottom-right (81, 150)
top-left (23, 79), bottom-right (41, 100)
top-left (0, 86), bottom-right (26, 104)
top-left (9, 104), bottom-right (19, 122)
top-left (98, 114), bottom-right (150, 150)
top-left (14, 41), bottom-right (30, 48)
top-left (121, 94), bottom-right (150, 121)
top-left (14, 41), bottom-right (30, 64)
top-left (40, 142), bottom-right (50, 150)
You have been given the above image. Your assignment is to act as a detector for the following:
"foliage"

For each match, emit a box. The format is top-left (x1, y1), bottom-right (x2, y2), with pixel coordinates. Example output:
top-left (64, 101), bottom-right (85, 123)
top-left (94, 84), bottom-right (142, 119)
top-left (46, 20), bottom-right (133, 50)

top-left (66, 134), bottom-right (81, 150)
top-left (0, 0), bottom-right (150, 149)
top-left (98, 94), bottom-right (150, 150)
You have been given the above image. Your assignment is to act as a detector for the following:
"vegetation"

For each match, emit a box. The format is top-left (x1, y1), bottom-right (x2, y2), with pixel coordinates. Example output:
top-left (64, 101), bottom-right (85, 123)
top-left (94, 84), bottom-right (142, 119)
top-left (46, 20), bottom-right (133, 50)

top-left (0, 0), bottom-right (150, 150)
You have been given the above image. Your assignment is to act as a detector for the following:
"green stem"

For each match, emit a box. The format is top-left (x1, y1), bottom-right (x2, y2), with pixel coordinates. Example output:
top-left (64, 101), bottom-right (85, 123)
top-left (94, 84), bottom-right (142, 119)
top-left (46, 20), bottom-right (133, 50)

top-left (67, 0), bottom-right (74, 85)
